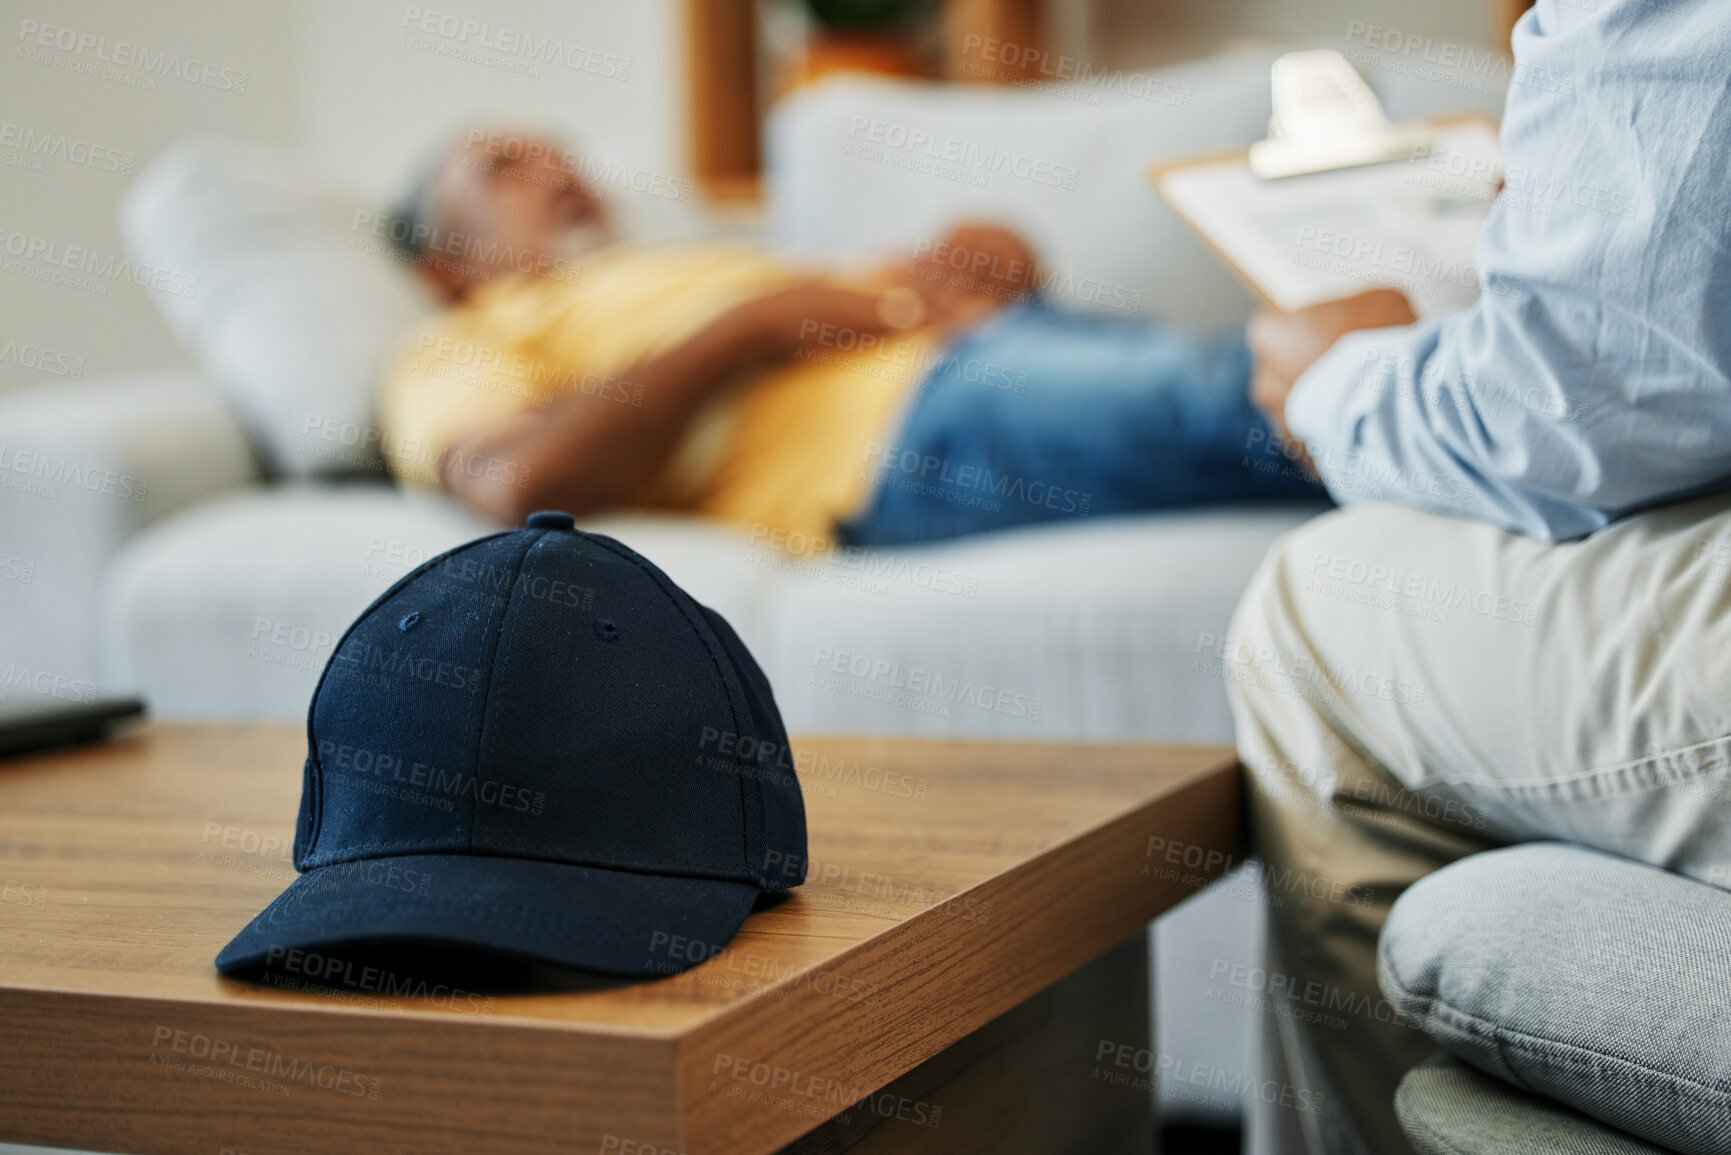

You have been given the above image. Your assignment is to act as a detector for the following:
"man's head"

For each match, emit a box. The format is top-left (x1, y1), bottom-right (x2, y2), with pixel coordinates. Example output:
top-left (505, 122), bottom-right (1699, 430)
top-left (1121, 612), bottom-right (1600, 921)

top-left (392, 128), bottom-right (613, 299)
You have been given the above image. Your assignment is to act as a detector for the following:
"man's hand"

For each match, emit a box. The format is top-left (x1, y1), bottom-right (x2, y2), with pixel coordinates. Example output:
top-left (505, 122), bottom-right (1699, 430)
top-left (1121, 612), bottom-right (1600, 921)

top-left (1247, 288), bottom-right (1417, 460)
top-left (896, 222), bottom-right (1040, 328)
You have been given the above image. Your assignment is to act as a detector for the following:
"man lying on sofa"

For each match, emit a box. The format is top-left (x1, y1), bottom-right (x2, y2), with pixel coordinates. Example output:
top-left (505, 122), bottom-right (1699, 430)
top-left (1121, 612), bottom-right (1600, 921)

top-left (378, 128), bottom-right (1411, 545)
top-left (1222, 1), bottom-right (1731, 1153)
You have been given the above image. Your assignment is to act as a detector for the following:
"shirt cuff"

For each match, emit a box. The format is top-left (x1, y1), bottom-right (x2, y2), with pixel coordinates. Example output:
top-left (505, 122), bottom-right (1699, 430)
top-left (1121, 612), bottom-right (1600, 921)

top-left (1284, 330), bottom-right (1376, 462)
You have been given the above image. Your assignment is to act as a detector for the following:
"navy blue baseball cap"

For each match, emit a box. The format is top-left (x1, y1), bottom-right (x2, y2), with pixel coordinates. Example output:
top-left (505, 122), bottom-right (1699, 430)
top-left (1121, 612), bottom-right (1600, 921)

top-left (216, 511), bottom-right (806, 978)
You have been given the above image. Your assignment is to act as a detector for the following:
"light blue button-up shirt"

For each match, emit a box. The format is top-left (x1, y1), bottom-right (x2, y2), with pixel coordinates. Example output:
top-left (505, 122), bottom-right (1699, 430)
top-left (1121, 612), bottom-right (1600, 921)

top-left (1287, 0), bottom-right (1731, 541)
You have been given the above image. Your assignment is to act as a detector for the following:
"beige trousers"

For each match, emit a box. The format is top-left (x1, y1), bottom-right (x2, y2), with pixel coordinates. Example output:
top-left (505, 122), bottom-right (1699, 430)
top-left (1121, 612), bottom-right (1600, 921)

top-left (1223, 495), bottom-right (1731, 1155)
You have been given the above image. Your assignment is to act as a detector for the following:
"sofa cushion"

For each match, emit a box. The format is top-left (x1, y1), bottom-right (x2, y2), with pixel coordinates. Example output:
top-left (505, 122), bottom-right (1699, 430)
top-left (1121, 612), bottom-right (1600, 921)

top-left (1378, 844), bottom-right (1731, 1155)
top-left (1396, 1056), bottom-right (1671, 1155)
top-left (120, 138), bottom-right (432, 478)
top-left (759, 506), bottom-right (1320, 742)
top-left (96, 485), bottom-right (487, 720)
top-left (94, 486), bottom-right (779, 722)
top-left (97, 486), bottom-right (1318, 740)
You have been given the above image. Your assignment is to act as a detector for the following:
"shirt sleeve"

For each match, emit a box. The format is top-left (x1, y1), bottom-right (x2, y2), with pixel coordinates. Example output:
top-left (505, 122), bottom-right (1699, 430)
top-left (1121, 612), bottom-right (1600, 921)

top-left (1286, 0), bottom-right (1731, 542)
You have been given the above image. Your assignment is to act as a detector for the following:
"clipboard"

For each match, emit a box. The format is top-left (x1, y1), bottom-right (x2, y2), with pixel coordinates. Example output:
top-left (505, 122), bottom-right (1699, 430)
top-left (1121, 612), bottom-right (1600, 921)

top-left (1149, 51), bottom-right (1503, 318)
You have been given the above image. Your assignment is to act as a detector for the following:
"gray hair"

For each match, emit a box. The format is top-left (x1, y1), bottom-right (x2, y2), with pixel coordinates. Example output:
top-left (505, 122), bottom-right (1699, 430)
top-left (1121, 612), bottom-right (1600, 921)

top-left (385, 160), bottom-right (443, 265)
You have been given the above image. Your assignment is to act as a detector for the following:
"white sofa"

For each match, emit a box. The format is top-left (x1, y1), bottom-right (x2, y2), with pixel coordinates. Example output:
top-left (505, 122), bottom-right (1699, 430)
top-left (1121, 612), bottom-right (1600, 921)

top-left (0, 49), bottom-right (1502, 1136)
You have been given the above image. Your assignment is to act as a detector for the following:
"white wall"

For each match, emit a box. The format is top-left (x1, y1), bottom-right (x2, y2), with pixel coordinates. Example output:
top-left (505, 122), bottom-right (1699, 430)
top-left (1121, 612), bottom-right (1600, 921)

top-left (0, 0), bottom-right (692, 393)
top-left (298, 0), bottom-right (699, 235)
top-left (0, 0), bottom-right (302, 388)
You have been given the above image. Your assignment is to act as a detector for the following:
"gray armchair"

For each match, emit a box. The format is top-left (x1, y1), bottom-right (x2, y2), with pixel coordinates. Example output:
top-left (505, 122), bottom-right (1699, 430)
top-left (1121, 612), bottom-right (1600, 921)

top-left (1379, 843), bottom-right (1731, 1154)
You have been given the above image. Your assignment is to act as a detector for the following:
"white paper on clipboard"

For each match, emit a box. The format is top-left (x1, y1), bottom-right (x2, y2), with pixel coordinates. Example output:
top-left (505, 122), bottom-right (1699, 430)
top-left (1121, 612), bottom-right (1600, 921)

top-left (1154, 119), bottom-right (1503, 319)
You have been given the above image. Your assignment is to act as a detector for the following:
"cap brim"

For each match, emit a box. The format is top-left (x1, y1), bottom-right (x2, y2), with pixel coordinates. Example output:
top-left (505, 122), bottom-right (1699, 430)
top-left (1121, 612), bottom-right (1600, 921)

top-left (215, 853), bottom-right (759, 979)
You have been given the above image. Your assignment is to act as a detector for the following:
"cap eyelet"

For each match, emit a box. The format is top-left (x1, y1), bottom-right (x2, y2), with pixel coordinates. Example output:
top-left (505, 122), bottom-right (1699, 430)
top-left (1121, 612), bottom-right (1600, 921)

top-left (594, 618), bottom-right (620, 642)
top-left (399, 611), bottom-right (421, 632)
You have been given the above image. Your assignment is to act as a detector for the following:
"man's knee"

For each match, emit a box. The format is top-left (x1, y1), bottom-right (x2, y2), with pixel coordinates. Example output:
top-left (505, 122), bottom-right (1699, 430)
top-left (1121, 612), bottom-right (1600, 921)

top-left (1225, 531), bottom-right (1287, 665)
top-left (1223, 514), bottom-right (1337, 702)
top-left (1225, 510), bottom-right (1378, 801)
top-left (1224, 503), bottom-right (1423, 685)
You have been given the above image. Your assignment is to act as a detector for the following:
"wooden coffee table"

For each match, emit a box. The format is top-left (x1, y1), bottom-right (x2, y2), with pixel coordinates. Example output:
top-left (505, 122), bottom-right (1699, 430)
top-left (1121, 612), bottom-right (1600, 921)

top-left (0, 725), bottom-right (1239, 1155)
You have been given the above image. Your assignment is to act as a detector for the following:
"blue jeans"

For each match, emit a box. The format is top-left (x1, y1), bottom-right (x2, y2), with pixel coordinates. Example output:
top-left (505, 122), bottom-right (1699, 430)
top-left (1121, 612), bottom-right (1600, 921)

top-left (840, 303), bottom-right (1326, 547)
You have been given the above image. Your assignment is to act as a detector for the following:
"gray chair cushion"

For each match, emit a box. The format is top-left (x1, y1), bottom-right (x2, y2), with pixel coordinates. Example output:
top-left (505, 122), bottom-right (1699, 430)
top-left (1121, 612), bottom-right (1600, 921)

top-left (1397, 1055), bottom-right (1671, 1155)
top-left (1378, 844), bottom-right (1731, 1155)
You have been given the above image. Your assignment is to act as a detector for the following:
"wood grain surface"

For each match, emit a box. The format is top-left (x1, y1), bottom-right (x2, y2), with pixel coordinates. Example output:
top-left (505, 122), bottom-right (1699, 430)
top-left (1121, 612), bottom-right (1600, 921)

top-left (0, 725), bottom-right (1240, 1154)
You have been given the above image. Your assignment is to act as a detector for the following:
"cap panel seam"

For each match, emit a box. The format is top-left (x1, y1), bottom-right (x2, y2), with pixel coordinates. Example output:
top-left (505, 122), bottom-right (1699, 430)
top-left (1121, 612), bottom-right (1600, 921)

top-left (582, 533), bottom-right (757, 879)
top-left (455, 529), bottom-right (542, 852)
top-left (301, 530), bottom-right (516, 865)
top-left (468, 529), bottom-right (553, 852)
top-left (695, 607), bottom-right (779, 887)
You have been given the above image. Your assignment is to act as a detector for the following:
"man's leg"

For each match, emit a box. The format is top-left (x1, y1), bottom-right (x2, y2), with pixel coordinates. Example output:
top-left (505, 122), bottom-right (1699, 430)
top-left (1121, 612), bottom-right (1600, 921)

top-left (839, 304), bottom-right (1322, 547)
top-left (1223, 495), bottom-right (1731, 1155)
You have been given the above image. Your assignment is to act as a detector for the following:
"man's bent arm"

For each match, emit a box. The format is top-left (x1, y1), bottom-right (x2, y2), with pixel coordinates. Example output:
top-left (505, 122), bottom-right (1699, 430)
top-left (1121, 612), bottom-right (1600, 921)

top-left (440, 282), bottom-right (888, 523)
top-left (1286, 0), bottom-right (1731, 542)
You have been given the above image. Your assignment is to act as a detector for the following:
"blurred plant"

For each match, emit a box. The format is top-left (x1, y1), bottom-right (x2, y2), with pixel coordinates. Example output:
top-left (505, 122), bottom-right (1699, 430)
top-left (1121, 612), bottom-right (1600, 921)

top-left (803, 0), bottom-right (940, 33)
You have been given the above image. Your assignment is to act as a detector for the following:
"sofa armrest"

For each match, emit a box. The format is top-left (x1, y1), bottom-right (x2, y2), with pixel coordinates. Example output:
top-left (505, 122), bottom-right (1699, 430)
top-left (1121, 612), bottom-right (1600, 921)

top-left (0, 370), bottom-right (258, 706)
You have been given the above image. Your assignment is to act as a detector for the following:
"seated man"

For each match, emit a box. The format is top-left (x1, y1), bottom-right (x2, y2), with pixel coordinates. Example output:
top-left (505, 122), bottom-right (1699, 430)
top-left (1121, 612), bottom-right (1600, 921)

top-left (378, 128), bottom-right (1358, 546)
top-left (1227, 1), bottom-right (1731, 1152)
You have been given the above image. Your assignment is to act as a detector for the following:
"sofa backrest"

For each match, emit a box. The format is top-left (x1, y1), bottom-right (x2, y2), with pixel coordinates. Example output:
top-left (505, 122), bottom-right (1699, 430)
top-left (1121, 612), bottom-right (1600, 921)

top-left (764, 46), bottom-right (1509, 328)
top-left (764, 51), bottom-right (1283, 328)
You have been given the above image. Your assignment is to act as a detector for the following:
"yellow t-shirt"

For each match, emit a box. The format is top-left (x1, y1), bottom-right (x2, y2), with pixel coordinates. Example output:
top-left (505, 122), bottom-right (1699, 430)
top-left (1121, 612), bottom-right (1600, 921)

top-left (379, 243), bottom-right (938, 541)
